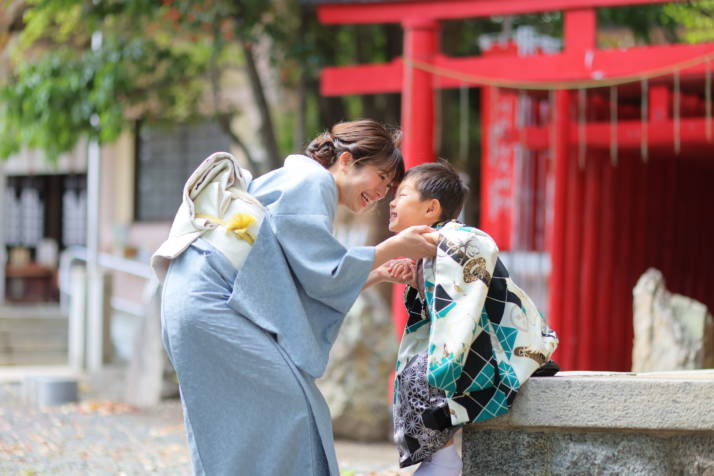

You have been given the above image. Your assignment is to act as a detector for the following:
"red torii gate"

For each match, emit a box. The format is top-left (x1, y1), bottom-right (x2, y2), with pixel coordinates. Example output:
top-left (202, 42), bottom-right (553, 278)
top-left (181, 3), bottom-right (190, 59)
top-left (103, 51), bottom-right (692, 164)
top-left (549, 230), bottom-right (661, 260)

top-left (317, 0), bottom-right (714, 370)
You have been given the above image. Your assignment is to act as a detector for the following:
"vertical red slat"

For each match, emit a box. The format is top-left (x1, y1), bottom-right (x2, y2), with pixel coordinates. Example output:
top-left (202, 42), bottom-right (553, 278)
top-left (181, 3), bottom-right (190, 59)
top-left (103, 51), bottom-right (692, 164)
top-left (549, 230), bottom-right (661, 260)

top-left (562, 137), bottom-right (586, 369)
top-left (627, 152), bottom-right (649, 367)
top-left (597, 154), bottom-right (616, 370)
top-left (608, 152), bottom-right (625, 370)
top-left (547, 90), bottom-right (571, 367)
top-left (576, 150), bottom-right (601, 370)
top-left (615, 153), bottom-right (635, 370)
top-left (693, 161), bottom-right (709, 306)
top-left (702, 161), bottom-right (714, 312)
top-left (678, 161), bottom-right (694, 299)
top-left (661, 157), bottom-right (678, 281)
top-left (643, 157), bottom-right (659, 274)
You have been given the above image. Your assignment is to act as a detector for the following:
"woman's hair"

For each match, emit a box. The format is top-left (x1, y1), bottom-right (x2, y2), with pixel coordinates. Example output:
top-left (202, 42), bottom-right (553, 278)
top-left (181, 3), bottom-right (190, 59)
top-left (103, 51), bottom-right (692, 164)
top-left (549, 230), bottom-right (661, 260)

top-left (306, 119), bottom-right (405, 184)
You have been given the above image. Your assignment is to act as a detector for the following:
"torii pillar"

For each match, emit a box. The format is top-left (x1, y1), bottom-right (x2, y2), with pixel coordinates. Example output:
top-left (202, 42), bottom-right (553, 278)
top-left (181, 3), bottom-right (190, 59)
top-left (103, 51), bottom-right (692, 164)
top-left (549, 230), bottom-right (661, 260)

top-left (392, 19), bottom-right (440, 334)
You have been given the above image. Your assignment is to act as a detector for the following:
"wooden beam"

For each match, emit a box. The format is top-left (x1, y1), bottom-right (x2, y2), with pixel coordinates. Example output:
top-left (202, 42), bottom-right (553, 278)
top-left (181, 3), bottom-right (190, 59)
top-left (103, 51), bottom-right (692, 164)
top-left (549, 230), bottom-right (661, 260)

top-left (322, 43), bottom-right (714, 95)
top-left (318, 0), bottom-right (672, 25)
top-left (321, 59), bottom-right (403, 95)
top-left (520, 118), bottom-right (714, 151)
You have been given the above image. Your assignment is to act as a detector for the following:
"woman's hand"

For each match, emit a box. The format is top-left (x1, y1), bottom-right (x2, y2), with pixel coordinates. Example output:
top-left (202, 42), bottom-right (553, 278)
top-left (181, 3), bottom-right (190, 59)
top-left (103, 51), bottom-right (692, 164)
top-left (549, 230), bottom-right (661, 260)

top-left (393, 225), bottom-right (438, 260)
top-left (374, 225), bottom-right (437, 270)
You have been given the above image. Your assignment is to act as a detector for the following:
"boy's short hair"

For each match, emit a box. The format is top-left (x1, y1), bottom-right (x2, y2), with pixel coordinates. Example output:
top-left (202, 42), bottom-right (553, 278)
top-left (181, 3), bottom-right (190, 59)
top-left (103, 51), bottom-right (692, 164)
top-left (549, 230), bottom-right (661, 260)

top-left (404, 160), bottom-right (468, 221)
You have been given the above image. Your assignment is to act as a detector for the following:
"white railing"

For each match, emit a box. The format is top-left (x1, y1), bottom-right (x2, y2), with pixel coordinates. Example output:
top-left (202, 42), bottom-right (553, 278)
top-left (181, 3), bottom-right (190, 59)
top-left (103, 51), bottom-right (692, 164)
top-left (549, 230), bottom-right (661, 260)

top-left (58, 246), bottom-right (163, 406)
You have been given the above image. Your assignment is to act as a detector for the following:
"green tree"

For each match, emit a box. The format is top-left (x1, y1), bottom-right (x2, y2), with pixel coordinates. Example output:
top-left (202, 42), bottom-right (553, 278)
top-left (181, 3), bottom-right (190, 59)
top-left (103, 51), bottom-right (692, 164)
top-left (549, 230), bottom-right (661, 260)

top-left (0, 0), bottom-right (292, 171)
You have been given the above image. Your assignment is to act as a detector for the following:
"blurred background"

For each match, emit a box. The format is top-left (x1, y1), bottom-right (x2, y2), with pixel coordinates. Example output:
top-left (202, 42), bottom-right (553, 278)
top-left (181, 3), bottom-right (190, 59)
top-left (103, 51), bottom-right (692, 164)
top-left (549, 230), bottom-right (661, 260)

top-left (0, 0), bottom-right (713, 473)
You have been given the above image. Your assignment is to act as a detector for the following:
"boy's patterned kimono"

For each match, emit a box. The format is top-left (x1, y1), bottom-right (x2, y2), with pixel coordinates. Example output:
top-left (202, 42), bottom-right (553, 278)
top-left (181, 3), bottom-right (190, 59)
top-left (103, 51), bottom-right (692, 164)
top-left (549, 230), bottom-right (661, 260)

top-left (393, 221), bottom-right (559, 467)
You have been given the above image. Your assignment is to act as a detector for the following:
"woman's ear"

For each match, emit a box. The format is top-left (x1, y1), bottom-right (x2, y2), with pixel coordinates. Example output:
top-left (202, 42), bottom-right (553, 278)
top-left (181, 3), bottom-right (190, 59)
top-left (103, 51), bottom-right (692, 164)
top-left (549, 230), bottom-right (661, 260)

top-left (337, 151), bottom-right (353, 169)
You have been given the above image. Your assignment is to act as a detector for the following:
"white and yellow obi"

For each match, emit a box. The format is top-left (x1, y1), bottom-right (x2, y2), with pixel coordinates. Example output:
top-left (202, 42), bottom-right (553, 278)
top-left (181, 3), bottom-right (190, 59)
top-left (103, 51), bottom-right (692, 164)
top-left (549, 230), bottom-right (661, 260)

top-left (151, 152), bottom-right (265, 281)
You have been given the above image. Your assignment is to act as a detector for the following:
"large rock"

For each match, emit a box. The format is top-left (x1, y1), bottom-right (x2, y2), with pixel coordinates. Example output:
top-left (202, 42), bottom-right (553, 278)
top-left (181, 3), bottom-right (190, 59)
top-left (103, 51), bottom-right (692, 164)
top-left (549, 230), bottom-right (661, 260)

top-left (632, 268), bottom-right (714, 372)
top-left (317, 287), bottom-right (398, 442)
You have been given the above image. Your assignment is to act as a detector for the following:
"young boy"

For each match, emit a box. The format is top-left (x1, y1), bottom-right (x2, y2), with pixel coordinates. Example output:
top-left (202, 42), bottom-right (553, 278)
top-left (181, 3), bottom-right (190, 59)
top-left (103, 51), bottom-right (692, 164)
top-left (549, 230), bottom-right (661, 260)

top-left (383, 161), bottom-right (559, 476)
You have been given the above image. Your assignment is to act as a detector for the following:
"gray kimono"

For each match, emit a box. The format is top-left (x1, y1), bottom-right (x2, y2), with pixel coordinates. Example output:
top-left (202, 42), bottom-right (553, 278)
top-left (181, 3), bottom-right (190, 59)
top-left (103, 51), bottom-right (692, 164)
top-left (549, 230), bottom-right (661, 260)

top-left (161, 155), bottom-right (374, 475)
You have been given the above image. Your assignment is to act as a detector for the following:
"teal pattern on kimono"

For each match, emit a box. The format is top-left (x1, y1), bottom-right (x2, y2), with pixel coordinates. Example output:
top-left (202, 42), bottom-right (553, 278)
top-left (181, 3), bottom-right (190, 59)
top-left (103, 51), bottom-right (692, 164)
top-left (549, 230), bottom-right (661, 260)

top-left (405, 317), bottom-right (430, 334)
top-left (472, 388), bottom-right (511, 422)
top-left (427, 354), bottom-right (463, 396)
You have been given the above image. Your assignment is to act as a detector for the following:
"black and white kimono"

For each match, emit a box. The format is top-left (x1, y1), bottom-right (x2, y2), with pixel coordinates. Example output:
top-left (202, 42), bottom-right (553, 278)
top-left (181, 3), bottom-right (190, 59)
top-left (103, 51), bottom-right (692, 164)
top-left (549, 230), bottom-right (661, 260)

top-left (393, 221), bottom-right (559, 467)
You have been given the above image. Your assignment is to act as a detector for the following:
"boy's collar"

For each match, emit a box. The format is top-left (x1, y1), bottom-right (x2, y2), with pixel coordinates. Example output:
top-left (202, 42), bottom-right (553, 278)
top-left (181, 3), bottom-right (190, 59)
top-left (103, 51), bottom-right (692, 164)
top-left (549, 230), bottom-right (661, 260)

top-left (432, 219), bottom-right (461, 230)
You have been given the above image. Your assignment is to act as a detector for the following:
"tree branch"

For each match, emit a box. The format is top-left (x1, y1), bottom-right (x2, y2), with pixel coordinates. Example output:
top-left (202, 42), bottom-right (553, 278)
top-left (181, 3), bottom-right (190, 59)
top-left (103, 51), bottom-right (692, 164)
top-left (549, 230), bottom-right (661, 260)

top-left (240, 38), bottom-right (281, 171)
top-left (207, 25), bottom-right (261, 174)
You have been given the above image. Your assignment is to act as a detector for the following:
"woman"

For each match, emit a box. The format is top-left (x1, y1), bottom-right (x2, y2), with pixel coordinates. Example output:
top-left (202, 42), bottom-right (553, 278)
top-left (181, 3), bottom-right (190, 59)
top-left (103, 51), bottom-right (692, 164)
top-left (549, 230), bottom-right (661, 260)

top-left (157, 120), bottom-right (436, 476)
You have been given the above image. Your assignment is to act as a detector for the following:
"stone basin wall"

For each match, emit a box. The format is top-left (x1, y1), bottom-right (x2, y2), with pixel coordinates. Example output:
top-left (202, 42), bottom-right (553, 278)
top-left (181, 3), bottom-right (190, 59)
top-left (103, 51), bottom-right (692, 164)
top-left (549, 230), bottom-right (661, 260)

top-left (462, 371), bottom-right (714, 475)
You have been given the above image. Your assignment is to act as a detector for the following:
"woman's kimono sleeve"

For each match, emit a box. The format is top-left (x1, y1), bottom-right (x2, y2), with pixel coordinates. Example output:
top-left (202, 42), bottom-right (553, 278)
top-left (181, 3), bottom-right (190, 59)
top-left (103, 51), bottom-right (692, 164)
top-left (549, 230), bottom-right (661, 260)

top-left (272, 213), bottom-right (374, 313)
top-left (424, 225), bottom-right (499, 396)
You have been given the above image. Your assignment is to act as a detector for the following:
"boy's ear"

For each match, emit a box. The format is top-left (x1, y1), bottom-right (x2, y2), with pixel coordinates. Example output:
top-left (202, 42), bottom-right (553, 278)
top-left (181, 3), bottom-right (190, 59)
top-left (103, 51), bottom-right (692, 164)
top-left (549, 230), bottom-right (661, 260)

top-left (426, 199), bottom-right (442, 220)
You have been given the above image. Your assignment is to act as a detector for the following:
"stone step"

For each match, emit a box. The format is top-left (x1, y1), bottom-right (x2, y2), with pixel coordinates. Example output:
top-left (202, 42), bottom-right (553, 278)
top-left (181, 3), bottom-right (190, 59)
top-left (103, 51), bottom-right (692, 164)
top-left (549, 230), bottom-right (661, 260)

top-left (0, 329), bottom-right (68, 352)
top-left (0, 317), bottom-right (67, 331)
top-left (0, 305), bottom-right (68, 366)
top-left (0, 351), bottom-right (67, 366)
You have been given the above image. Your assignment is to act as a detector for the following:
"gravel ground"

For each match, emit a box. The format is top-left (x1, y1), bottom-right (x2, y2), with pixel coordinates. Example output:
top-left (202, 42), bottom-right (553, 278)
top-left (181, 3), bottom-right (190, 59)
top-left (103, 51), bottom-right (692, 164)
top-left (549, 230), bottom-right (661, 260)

top-left (0, 383), bottom-right (412, 476)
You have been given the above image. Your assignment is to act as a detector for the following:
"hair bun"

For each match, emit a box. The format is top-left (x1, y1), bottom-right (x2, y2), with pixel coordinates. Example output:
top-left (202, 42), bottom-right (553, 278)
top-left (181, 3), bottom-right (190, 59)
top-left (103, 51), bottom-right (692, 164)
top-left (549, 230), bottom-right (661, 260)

top-left (306, 132), bottom-right (337, 167)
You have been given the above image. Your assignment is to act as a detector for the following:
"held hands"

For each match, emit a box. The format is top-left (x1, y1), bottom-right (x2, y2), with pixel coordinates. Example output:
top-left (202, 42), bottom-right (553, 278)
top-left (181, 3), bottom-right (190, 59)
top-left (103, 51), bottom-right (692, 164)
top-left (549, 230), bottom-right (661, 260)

top-left (372, 225), bottom-right (437, 279)
top-left (381, 258), bottom-right (417, 287)
top-left (364, 258), bottom-right (417, 290)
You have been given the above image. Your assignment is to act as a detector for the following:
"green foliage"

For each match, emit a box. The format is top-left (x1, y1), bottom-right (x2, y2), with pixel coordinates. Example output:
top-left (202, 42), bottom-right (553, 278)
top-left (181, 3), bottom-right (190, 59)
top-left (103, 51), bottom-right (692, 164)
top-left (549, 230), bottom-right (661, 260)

top-left (1, 31), bottom-right (208, 160)
top-left (664, 1), bottom-right (714, 43)
top-left (0, 0), bottom-right (281, 162)
top-left (598, 5), bottom-right (678, 43)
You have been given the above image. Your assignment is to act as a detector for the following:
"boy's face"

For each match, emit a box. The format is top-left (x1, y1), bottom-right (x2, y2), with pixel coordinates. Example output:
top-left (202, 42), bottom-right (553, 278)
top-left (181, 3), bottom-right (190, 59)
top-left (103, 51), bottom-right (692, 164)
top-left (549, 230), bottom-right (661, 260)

top-left (388, 177), bottom-right (439, 233)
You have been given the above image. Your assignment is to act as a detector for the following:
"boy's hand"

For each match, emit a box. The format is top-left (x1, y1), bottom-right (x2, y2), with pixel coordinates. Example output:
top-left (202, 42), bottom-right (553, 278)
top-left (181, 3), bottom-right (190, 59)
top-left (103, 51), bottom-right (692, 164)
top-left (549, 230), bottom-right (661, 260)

top-left (383, 258), bottom-right (417, 287)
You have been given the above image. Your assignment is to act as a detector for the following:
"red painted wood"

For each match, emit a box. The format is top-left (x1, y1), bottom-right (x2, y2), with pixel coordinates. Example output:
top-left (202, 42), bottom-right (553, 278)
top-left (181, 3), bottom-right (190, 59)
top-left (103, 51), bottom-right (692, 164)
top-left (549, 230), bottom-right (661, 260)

top-left (479, 88), bottom-right (517, 250)
top-left (320, 44), bottom-right (714, 96)
top-left (596, 155), bottom-right (616, 370)
top-left (576, 148), bottom-right (600, 369)
top-left (681, 164), bottom-right (697, 299)
top-left (519, 118), bottom-right (714, 150)
top-left (321, 60), bottom-right (403, 96)
top-left (700, 163), bottom-right (714, 312)
top-left (547, 90), bottom-right (571, 367)
top-left (391, 283), bottom-right (407, 339)
top-left (661, 158), bottom-right (678, 281)
top-left (628, 152), bottom-right (649, 368)
top-left (614, 154), bottom-right (635, 370)
top-left (562, 130), bottom-right (586, 369)
top-left (318, 0), bottom-right (672, 24)
top-left (401, 20), bottom-right (439, 169)
top-left (564, 9), bottom-right (596, 54)
top-left (607, 154), bottom-right (626, 370)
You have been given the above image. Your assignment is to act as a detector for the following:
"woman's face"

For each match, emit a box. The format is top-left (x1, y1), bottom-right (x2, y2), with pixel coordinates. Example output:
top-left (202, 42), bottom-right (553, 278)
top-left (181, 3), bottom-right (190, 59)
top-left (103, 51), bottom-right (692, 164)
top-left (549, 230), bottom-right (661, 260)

top-left (335, 156), bottom-right (393, 214)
